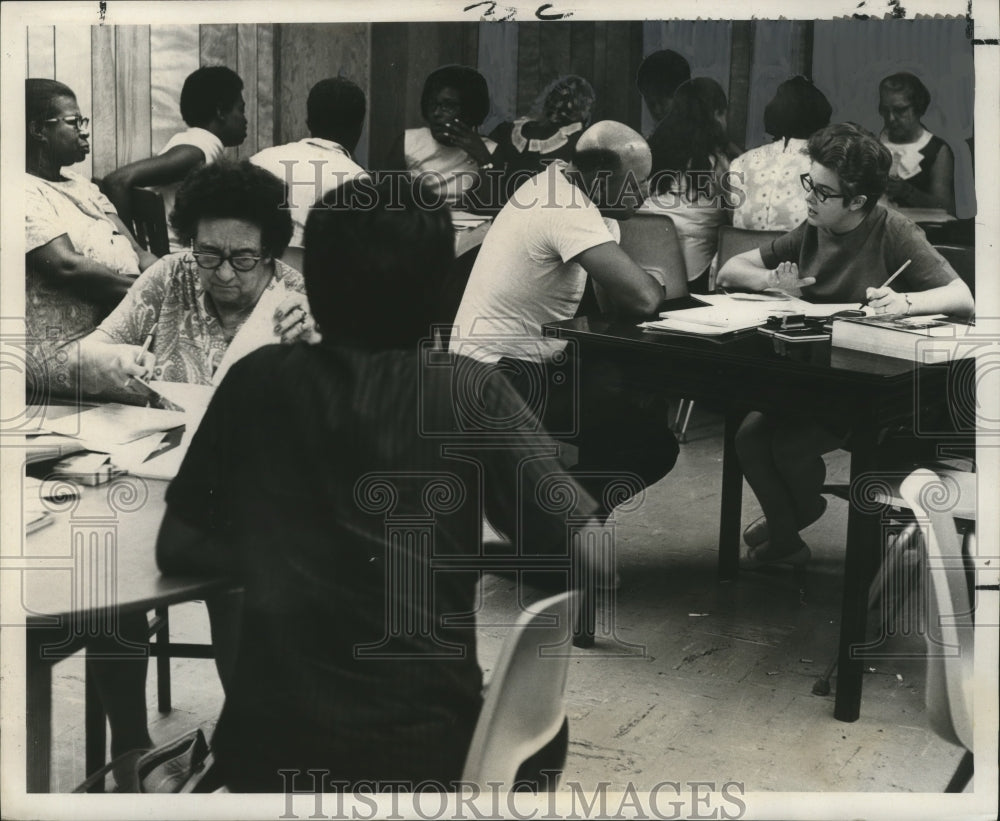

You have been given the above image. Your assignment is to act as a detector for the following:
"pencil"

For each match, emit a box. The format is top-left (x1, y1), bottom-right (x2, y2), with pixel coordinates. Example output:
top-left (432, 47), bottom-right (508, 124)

top-left (859, 259), bottom-right (911, 308)
top-left (133, 323), bottom-right (157, 381)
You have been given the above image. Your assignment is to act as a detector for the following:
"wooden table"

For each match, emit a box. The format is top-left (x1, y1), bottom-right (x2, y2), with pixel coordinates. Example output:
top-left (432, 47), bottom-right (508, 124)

top-left (544, 315), bottom-right (972, 722)
top-left (19, 469), bottom-right (226, 792)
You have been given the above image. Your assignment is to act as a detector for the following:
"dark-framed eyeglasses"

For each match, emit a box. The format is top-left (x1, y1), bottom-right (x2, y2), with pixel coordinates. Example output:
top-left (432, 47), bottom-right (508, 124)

top-left (44, 115), bottom-right (90, 131)
top-left (191, 248), bottom-right (263, 273)
top-left (800, 173), bottom-right (847, 204)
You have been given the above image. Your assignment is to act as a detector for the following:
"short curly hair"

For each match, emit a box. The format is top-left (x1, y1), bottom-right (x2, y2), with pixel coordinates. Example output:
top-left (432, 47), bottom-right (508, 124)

top-left (636, 50), bottom-right (691, 98)
top-left (420, 65), bottom-right (491, 128)
top-left (807, 122), bottom-right (891, 213)
top-left (179, 66), bottom-right (244, 127)
top-left (170, 160), bottom-right (294, 257)
top-left (879, 72), bottom-right (932, 118)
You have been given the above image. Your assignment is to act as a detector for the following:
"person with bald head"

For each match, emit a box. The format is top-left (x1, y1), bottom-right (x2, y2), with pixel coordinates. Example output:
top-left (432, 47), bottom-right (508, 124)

top-left (450, 120), bottom-right (678, 526)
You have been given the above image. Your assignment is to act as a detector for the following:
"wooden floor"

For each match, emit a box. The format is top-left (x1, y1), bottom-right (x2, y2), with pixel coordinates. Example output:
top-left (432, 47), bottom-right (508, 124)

top-left (44, 409), bottom-right (967, 798)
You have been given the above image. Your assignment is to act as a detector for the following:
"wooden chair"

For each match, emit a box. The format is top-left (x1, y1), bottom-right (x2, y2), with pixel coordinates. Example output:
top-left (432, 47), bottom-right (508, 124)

top-left (129, 188), bottom-right (170, 257)
top-left (461, 591), bottom-right (577, 790)
top-left (934, 245), bottom-right (975, 297)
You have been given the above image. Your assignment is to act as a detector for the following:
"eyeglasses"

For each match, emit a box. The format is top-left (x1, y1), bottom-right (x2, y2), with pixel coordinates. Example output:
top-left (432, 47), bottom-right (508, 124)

top-left (44, 115), bottom-right (90, 131)
top-left (800, 173), bottom-right (847, 204)
top-left (191, 249), bottom-right (263, 273)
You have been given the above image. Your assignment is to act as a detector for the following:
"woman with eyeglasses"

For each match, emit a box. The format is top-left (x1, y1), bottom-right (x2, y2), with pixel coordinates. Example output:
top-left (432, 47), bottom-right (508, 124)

top-left (717, 123), bottom-right (973, 570)
top-left (386, 64), bottom-right (498, 209)
top-left (25, 79), bottom-right (159, 395)
top-left (79, 160), bottom-right (319, 393)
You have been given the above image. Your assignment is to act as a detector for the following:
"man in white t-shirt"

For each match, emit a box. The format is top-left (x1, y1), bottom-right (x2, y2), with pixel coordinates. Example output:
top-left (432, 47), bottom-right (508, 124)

top-left (450, 121), bottom-right (678, 524)
top-left (101, 66), bottom-right (247, 251)
top-left (250, 78), bottom-right (369, 248)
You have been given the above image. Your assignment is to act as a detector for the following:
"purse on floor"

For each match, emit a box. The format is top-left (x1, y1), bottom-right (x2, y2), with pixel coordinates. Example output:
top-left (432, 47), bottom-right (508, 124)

top-left (72, 727), bottom-right (219, 793)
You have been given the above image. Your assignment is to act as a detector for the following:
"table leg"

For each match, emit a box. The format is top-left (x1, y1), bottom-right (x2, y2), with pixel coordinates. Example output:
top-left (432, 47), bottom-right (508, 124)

top-left (85, 666), bottom-right (108, 790)
top-left (26, 629), bottom-right (52, 793)
top-left (718, 407), bottom-right (744, 580)
top-left (834, 429), bottom-right (883, 722)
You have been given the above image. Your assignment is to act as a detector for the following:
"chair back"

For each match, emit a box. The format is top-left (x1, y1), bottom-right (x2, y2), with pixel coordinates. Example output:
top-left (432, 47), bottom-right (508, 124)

top-left (618, 212), bottom-right (689, 300)
top-left (130, 188), bottom-right (170, 257)
top-left (898, 468), bottom-right (976, 751)
top-left (716, 226), bottom-right (784, 271)
top-left (461, 591), bottom-right (577, 787)
top-left (934, 245), bottom-right (975, 297)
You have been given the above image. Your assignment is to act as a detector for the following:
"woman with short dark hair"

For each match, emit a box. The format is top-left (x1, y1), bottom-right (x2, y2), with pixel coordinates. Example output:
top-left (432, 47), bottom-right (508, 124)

top-left (386, 65), bottom-right (498, 208)
top-left (730, 76), bottom-right (833, 231)
top-left (878, 72), bottom-right (955, 215)
top-left (80, 160), bottom-right (319, 393)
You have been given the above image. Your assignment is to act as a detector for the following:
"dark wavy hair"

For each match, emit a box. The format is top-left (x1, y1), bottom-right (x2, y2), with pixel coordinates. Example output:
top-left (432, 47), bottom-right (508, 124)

top-left (420, 65), bottom-right (491, 128)
top-left (170, 160), bottom-right (294, 256)
top-left (764, 76), bottom-right (832, 141)
top-left (647, 77), bottom-right (728, 195)
top-left (25, 78), bottom-right (76, 129)
top-left (807, 122), bottom-right (891, 213)
top-left (179, 66), bottom-right (244, 127)
top-left (636, 50), bottom-right (691, 98)
top-left (879, 72), bottom-right (932, 118)
top-left (302, 177), bottom-right (455, 349)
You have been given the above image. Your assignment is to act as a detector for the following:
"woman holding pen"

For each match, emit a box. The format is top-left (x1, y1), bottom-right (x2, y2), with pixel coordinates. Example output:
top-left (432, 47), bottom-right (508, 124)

top-left (717, 123), bottom-right (973, 568)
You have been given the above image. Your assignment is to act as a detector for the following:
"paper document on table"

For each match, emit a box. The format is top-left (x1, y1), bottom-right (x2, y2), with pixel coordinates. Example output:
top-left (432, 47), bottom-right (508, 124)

top-left (42, 403), bottom-right (186, 445)
top-left (122, 382), bottom-right (215, 480)
top-left (698, 293), bottom-right (873, 318)
top-left (450, 210), bottom-right (491, 229)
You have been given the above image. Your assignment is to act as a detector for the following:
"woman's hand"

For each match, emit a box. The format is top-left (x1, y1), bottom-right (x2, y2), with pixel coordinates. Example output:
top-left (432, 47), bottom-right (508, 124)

top-left (768, 261), bottom-right (816, 296)
top-left (274, 293), bottom-right (322, 344)
top-left (866, 286), bottom-right (908, 315)
top-left (440, 119), bottom-right (493, 166)
top-left (81, 343), bottom-right (156, 393)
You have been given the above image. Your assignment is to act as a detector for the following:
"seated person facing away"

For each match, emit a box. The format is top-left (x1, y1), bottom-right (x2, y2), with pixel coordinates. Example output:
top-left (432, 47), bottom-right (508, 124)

top-left (386, 64), bottom-right (498, 209)
top-left (636, 48), bottom-right (691, 129)
top-left (878, 72), bottom-right (955, 216)
top-left (80, 160), bottom-right (319, 395)
top-left (25, 78), bottom-right (157, 396)
top-left (489, 74), bottom-right (596, 205)
top-left (451, 120), bottom-right (678, 520)
top-left (155, 177), bottom-right (602, 792)
top-left (730, 75), bottom-right (832, 231)
top-left (250, 77), bottom-right (369, 248)
top-left (642, 77), bottom-right (733, 290)
top-left (101, 66), bottom-right (248, 251)
top-left (717, 122), bottom-right (974, 569)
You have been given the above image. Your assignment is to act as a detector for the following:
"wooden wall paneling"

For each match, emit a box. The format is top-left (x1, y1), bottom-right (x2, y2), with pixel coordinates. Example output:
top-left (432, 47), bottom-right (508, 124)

top-left (602, 22), bottom-right (634, 127)
top-left (516, 24), bottom-right (541, 117)
top-left (591, 22), bottom-right (609, 123)
top-left (743, 21), bottom-right (809, 151)
top-left (478, 22), bottom-right (518, 135)
top-left (569, 21), bottom-right (595, 90)
top-left (256, 24), bottom-right (275, 155)
top-left (369, 23), bottom-right (409, 169)
top-left (537, 22), bottom-right (573, 99)
top-left (54, 26), bottom-right (93, 181)
top-left (27, 26), bottom-right (55, 79)
top-left (90, 26), bottom-right (116, 180)
top-left (149, 25), bottom-right (199, 156)
top-left (115, 26), bottom-right (152, 167)
top-left (200, 24), bottom-right (240, 161)
top-left (626, 22), bottom-right (644, 133)
top-left (727, 21), bottom-right (753, 153)
top-left (236, 24), bottom-right (258, 160)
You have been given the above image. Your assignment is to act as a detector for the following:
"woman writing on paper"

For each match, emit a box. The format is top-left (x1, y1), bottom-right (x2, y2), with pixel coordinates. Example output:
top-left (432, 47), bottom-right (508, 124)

top-left (79, 161), bottom-right (320, 393)
top-left (717, 123), bottom-right (972, 569)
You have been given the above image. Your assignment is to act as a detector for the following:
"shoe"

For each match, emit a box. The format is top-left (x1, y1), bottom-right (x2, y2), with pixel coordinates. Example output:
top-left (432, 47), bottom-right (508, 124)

top-left (741, 497), bottom-right (829, 549)
top-left (739, 540), bottom-right (811, 570)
